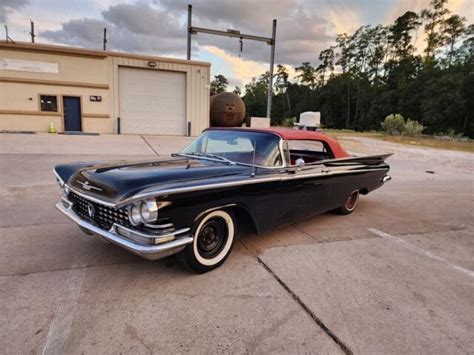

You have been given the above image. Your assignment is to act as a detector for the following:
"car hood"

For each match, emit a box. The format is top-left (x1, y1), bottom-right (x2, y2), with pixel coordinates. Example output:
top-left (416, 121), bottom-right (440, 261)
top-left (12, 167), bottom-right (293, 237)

top-left (56, 156), bottom-right (252, 203)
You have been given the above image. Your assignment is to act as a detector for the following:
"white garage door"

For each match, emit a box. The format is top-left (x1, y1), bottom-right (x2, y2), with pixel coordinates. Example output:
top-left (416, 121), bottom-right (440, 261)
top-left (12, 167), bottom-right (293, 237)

top-left (119, 67), bottom-right (186, 135)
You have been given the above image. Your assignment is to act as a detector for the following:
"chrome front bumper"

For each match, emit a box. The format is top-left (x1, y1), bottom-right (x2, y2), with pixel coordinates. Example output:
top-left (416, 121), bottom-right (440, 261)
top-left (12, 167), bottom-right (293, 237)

top-left (55, 200), bottom-right (193, 260)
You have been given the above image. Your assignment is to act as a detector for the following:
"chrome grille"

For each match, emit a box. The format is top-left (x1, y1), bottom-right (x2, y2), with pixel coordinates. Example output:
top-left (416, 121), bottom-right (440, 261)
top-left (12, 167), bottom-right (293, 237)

top-left (69, 191), bottom-right (131, 230)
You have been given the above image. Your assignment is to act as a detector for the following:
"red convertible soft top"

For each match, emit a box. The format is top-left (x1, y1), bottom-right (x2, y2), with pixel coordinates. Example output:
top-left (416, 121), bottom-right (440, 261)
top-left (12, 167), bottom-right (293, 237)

top-left (206, 127), bottom-right (351, 159)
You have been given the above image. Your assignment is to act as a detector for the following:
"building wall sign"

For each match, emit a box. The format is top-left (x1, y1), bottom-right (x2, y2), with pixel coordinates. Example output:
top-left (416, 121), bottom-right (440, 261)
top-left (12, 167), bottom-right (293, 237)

top-left (0, 58), bottom-right (59, 74)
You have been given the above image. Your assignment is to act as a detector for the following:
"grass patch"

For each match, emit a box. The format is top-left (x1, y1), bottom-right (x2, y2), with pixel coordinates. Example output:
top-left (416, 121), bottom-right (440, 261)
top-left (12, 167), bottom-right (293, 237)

top-left (324, 129), bottom-right (382, 139)
top-left (324, 129), bottom-right (474, 153)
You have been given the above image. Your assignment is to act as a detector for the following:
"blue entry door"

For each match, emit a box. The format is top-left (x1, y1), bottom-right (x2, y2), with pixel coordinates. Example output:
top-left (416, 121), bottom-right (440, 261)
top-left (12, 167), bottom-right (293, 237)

top-left (63, 97), bottom-right (82, 132)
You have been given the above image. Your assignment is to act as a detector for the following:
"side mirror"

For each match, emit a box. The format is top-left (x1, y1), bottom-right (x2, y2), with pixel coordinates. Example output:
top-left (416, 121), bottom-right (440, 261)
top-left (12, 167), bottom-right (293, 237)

top-left (295, 157), bottom-right (305, 170)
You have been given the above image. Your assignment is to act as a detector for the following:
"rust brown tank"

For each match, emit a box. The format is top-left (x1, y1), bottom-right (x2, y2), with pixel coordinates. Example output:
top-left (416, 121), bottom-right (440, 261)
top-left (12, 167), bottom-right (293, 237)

top-left (210, 92), bottom-right (246, 127)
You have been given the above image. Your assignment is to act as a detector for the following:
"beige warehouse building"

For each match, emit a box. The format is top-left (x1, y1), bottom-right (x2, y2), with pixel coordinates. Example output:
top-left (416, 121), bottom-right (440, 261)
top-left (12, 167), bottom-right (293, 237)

top-left (0, 41), bottom-right (211, 136)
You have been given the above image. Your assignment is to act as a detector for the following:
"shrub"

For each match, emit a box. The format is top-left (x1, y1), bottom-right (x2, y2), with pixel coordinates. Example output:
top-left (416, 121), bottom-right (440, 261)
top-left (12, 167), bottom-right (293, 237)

top-left (381, 114), bottom-right (424, 136)
top-left (381, 114), bottom-right (405, 135)
top-left (445, 129), bottom-right (463, 138)
top-left (281, 117), bottom-right (296, 127)
top-left (403, 119), bottom-right (424, 136)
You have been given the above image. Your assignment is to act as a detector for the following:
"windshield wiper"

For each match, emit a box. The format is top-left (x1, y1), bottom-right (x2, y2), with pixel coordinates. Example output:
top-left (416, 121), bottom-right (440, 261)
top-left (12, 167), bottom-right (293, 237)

top-left (200, 153), bottom-right (236, 165)
top-left (175, 152), bottom-right (236, 165)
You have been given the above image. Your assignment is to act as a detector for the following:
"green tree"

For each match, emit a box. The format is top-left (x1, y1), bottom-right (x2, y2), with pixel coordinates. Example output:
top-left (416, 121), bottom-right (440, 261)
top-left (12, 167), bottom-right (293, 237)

top-left (233, 86), bottom-right (241, 96)
top-left (295, 62), bottom-right (317, 89)
top-left (242, 73), bottom-right (269, 118)
top-left (443, 14), bottom-right (467, 65)
top-left (366, 25), bottom-right (388, 82)
top-left (421, 0), bottom-right (450, 63)
top-left (388, 11), bottom-right (421, 61)
top-left (274, 64), bottom-right (289, 91)
top-left (274, 64), bottom-right (291, 116)
top-left (210, 74), bottom-right (228, 95)
top-left (456, 24), bottom-right (474, 63)
top-left (316, 47), bottom-right (335, 85)
top-left (335, 33), bottom-right (351, 73)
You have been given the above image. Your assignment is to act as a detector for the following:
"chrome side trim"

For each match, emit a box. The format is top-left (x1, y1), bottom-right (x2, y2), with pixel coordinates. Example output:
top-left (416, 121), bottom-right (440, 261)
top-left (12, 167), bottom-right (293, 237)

top-left (381, 175), bottom-right (392, 183)
top-left (55, 202), bottom-right (193, 260)
top-left (118, 167), bottom-right (389, 207)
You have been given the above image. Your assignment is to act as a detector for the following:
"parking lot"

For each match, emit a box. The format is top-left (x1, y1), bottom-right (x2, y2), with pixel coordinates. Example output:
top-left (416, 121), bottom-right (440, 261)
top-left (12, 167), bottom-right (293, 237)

top-left (1, 132), bottom-right (473, 354)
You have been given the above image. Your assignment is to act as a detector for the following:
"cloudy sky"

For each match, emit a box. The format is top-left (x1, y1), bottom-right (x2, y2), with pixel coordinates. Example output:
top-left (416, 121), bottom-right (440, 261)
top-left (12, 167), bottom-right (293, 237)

top-left (1, 0), bottom-right (473, 88)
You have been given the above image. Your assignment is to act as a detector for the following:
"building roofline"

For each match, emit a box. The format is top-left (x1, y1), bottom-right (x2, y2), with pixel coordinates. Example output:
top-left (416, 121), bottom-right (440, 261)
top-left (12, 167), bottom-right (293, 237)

top-left (0, 41), bottom-right (211, 67)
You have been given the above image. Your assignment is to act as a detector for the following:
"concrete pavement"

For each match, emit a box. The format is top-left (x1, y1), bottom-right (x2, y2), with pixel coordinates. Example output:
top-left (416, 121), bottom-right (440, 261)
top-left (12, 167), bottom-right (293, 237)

top-left (0, 132), bottom-right (473, 354)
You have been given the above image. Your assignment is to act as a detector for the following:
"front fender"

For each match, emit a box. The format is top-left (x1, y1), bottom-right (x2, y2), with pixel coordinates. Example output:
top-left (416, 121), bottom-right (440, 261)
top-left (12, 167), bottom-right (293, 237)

top-left (54, 161), bottom-right (103, 186)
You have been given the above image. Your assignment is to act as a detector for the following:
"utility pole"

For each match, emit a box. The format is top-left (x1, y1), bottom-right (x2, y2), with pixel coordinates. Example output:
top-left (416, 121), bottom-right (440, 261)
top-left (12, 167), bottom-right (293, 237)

top-left (30, 20), bottom-right (35, 43)
top-left (187, 5), bottom-right (192, 60)
top-left (266, 19), bottom-right (277, 118)
top-left (103, 28), bottom-right (107, 50)
top-left (187, 4), bottom-right (277, 118)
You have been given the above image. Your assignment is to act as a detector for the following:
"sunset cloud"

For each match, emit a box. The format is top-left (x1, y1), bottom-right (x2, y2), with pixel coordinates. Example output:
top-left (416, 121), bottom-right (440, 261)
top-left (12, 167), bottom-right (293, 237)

top-left (3, 0), bottom-right (473, 87)
top-left (205, 45), bottom-right (269, 86)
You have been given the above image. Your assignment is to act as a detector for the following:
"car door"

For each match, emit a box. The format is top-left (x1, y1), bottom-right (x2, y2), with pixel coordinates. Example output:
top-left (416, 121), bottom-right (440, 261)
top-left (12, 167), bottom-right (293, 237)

top-left (278, 163), bottom-right (332, 224)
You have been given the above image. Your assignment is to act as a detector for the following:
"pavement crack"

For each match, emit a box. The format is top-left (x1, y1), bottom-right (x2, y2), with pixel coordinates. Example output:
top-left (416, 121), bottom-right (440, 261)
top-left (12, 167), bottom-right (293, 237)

top-left (239, 240), bottom-right (352, 354)
top-left (125, 323), bottom-right (153, 354)
top-left (140, 135), bottom-right (160, 156)
top-left (292, 223), bottom-right (376, 244)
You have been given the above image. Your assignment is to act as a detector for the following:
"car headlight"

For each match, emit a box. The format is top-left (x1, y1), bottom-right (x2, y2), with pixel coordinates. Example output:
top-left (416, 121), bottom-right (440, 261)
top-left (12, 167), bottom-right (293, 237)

top-left (129, 205), bottom-right (143, 225)
top-left (129, 200), bottom-right (159, 226)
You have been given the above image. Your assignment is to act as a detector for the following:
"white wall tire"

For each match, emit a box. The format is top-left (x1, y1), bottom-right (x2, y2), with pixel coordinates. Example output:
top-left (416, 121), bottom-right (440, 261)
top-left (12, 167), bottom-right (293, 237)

top-left (180, 209), bottom-right (235, 273)
top-left (334, 190), bottom-right (359, 215)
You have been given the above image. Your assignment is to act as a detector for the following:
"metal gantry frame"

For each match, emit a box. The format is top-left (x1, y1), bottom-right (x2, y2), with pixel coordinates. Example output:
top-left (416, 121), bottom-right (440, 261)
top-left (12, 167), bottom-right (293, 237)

top-left (186, 4), bottom-right (277, 118)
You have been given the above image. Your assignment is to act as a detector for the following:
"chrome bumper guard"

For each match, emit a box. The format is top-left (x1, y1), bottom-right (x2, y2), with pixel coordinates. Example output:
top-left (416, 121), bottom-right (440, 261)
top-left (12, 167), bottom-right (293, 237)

top-left (56, 198), bottom-right (193, 260)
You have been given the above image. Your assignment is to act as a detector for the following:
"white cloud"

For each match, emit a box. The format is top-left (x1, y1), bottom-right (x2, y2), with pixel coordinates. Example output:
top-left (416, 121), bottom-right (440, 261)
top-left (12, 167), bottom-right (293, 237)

top-left (205, 45), bottom-right (269, 84)
top-left (0, 0), bottom-right (29, 22)
top-left (4, 0), bottom-right (474, 86)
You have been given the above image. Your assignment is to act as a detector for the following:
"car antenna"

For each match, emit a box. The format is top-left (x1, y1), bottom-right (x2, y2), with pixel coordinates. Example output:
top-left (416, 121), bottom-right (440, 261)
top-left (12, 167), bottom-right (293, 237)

top-left (251, 140), bottom-right (257, 177)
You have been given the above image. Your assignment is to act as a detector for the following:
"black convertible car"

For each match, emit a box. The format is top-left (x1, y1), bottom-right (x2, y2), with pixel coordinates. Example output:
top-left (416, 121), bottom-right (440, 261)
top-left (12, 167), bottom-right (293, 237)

top-left (54, 128), bottom-right (391, 272)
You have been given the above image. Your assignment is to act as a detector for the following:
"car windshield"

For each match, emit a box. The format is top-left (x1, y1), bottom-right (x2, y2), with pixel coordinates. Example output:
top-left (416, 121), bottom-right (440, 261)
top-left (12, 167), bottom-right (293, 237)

top-left (181, 130), bottom-right (283, 167)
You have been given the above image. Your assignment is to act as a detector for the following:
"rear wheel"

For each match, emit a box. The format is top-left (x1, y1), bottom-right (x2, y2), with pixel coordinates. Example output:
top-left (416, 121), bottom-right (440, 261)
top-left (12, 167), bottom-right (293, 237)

top-left (334, 190), bottom-right (359, 215)
top-left (180, 209), bottom-right (235, 273)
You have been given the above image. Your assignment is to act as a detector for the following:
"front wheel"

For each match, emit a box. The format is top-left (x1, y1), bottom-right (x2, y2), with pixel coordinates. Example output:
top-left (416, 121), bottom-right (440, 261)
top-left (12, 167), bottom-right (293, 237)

top-left (334, 190), bottom-right (359, 215)
top-left (180, 209), bottom-right (235, 273)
